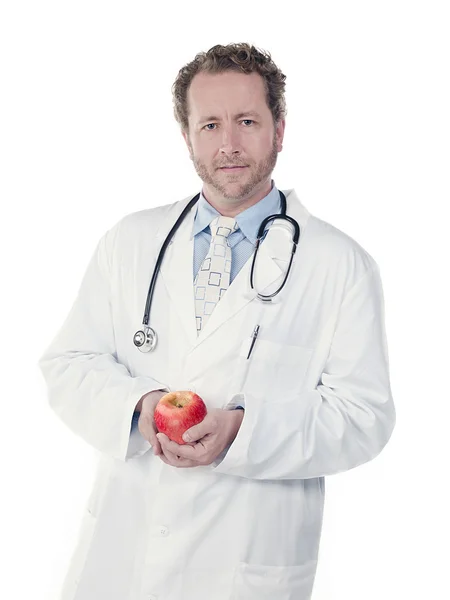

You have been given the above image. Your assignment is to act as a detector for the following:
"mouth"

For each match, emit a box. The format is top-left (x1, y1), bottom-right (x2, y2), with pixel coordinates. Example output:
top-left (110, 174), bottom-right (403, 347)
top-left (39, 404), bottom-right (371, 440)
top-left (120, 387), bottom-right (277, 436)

top-left (219, 166), bottom-right (248, 172)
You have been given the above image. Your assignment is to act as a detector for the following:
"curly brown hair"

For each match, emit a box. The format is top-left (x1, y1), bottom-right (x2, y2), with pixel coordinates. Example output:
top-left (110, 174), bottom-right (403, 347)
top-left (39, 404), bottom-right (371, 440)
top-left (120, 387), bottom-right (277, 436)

top-left (172, 42), bottom-right (287, 134)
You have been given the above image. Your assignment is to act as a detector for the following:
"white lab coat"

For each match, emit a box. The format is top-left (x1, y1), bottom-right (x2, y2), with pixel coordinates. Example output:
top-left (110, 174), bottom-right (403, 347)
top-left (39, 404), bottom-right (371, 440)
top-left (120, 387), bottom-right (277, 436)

top-left (38, 189), bottom-right (396, 600)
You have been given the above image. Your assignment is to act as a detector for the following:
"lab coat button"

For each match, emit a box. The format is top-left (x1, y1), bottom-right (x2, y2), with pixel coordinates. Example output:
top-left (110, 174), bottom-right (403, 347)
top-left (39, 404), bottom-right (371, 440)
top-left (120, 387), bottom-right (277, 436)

top-left (159, 525), bottom-right (169, 536)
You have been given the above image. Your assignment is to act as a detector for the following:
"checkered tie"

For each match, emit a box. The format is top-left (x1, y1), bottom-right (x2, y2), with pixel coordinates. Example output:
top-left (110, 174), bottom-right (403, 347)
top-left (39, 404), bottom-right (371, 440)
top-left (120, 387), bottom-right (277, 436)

top-left (194, 215), bottom-right (239, 334)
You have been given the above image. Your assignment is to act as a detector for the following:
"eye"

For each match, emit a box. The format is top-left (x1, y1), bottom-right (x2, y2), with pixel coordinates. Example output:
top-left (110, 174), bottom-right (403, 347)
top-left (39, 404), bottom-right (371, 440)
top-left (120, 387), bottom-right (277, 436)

top-left (203, 120), bottom-right (255, 131)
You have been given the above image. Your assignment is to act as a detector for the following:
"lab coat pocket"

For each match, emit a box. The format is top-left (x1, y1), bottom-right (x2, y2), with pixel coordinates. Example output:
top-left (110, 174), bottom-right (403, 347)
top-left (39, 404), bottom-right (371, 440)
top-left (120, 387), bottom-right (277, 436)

top-left (231, 560), bottom-right (317, 600)
top-left (235, 338), bottom-right (313, 402)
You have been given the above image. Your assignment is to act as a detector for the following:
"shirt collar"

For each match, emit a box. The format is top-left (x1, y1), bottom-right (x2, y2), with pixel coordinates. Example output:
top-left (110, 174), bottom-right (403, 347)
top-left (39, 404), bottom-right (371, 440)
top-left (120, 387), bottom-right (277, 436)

top-left (191, 180), bottom-right (281, 244)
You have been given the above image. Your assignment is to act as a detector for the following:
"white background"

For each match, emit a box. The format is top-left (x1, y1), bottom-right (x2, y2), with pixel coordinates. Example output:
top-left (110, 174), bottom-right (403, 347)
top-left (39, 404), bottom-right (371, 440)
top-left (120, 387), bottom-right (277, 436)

top-left (1, 1), bottom-right (449, 598)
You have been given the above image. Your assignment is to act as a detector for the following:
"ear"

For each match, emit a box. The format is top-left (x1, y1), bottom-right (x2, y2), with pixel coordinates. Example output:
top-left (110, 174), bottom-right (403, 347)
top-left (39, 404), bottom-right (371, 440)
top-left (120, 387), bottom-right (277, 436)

top-left (182, 130), bottom-right (193, 159)
top-left (275, 119), bottom-right (286, 151)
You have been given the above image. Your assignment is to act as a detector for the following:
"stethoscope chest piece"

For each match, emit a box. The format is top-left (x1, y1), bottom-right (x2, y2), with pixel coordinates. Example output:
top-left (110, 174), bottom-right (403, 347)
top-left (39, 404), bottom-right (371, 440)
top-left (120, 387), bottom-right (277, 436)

top-left (133, 326), bottom-right (158, 353)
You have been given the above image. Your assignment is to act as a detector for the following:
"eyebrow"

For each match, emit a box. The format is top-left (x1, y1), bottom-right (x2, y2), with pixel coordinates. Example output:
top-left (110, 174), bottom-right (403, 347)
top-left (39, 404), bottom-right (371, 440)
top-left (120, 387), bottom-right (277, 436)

top-left (197, 111), bottom-right (262, 125)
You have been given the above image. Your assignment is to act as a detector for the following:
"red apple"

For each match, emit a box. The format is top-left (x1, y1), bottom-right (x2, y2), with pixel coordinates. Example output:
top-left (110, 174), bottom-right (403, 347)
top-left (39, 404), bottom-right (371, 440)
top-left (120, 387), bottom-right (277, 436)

top-left (154, 390), bottom-right (207, 445)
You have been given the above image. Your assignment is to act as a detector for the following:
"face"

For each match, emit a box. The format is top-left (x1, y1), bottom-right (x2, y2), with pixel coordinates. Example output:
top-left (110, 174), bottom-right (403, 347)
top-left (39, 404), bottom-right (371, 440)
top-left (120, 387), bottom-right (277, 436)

top-left (182, 70), bottom-right (285, 212)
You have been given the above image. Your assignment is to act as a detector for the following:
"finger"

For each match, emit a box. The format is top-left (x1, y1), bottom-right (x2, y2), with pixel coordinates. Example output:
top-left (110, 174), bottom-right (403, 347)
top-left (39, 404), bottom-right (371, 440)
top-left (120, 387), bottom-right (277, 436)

top-left (138, 413), bottom-right (162, 454)
top-left (158, 453), bottom-right (171, 465)
top-left (152, 440), bottom-right (162, 455)
top-left (182, 413), bottom-right (217, 443)
top-left (158, 444), bottom-right (197, 468)
top-left (157, 433), bottom-right (201, 460)
top-left (151, 426), bottom-right (163, 455)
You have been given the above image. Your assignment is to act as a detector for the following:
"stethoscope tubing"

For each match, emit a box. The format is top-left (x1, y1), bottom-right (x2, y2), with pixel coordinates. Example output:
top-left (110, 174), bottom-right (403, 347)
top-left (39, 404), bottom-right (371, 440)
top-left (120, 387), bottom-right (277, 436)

top-left (142, 193), bottom-right (201, 327)
top-left (134, 190), bottom-right (299, 352)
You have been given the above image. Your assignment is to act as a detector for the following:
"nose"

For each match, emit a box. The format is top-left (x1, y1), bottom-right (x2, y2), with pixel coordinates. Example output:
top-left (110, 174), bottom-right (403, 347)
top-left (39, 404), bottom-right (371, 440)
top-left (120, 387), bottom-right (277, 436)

top-left (219, 123), bottom-right (242, 155)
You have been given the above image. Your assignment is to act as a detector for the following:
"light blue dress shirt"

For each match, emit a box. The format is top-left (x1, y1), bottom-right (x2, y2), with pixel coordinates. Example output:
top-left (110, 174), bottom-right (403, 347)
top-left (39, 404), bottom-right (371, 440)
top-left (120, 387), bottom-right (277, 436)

top-left (192, 180), bottom-right (281, 283)
top-left (131, 180), bottom-right (281, 428)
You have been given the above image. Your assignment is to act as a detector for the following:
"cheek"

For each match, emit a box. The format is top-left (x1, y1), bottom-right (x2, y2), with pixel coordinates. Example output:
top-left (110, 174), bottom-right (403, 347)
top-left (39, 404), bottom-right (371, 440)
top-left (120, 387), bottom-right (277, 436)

top-left (244, 135), bottom-right (268, 158)
top-left (191, 142), bottom-right (214, 164)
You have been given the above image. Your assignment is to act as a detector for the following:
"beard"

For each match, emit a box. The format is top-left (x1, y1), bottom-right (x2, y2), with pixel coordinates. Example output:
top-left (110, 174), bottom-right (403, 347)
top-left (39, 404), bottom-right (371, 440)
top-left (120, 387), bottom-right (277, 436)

top-left (188, 134), bottom-right (279, 202)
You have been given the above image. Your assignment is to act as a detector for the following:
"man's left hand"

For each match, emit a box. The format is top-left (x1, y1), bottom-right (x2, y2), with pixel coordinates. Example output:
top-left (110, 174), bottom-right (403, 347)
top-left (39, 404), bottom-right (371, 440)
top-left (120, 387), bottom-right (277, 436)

top-left (156, 408), bottom-right (244, 468)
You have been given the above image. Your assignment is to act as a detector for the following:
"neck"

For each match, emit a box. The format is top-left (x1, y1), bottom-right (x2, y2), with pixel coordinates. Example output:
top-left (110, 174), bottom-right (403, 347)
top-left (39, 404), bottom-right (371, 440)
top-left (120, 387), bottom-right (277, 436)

top-left (203, 179), bottom-right (273, 217)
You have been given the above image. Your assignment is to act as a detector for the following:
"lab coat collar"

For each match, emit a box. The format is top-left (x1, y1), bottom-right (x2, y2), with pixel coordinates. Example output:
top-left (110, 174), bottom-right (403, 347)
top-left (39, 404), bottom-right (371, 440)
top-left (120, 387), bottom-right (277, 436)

top-left (158, 188), bottom-right (311, 351)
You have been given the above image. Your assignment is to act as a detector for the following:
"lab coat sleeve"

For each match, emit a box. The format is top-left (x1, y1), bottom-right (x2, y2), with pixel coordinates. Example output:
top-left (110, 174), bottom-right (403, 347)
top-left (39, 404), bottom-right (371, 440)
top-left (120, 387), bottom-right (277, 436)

top-left (37, 223), bottom-right (170, 462)
top-left (212, 265), bottom-right (396, 480)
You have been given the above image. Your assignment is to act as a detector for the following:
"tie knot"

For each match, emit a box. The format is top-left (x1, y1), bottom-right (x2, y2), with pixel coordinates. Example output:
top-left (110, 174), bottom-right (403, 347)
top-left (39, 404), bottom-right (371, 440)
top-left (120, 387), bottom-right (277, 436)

top-left (209, 215), bottom-right (239, 239)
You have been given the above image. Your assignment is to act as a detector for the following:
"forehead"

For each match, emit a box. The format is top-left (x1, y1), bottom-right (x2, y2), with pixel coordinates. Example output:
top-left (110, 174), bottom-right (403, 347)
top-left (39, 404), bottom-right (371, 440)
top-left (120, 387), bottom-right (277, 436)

top-left (187, 71), bottom-right (268, 119)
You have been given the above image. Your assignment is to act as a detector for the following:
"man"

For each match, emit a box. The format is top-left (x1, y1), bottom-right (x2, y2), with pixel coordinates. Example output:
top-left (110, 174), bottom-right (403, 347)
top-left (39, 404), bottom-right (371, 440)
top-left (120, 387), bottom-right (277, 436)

top-left (38, 43), bottom-right (396, 600)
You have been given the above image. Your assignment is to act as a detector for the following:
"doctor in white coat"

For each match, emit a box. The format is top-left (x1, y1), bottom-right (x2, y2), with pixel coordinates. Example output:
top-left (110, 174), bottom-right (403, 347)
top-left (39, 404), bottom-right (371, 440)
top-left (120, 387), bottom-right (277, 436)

top-left (38, 43), bottom-right (396, 600)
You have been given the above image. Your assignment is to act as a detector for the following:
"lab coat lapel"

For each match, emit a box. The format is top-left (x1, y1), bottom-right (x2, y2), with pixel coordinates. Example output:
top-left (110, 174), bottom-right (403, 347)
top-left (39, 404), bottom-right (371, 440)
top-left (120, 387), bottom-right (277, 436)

top-left (158, 189), bottom-right (310, 350)
top-left (193, 237), bottom-right (283, 345)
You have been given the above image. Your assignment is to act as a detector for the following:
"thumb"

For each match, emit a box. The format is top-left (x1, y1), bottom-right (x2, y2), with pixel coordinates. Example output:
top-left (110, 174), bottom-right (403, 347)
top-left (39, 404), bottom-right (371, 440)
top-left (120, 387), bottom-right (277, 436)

top-left (182, 421), bottom-right (206, 443)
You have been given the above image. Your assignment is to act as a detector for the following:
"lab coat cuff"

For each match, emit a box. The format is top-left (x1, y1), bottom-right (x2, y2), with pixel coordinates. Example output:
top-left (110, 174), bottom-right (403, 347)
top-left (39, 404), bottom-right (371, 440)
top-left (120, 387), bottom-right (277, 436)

top-left (211, 394), bottom-right (253, 474)
top-left (222, 393), bottom-right (245, 411)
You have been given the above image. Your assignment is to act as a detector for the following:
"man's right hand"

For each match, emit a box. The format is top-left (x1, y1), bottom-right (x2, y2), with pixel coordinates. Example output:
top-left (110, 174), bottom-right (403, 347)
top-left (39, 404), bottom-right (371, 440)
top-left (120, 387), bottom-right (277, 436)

top-left (137, 390), bottom-right (167, 455)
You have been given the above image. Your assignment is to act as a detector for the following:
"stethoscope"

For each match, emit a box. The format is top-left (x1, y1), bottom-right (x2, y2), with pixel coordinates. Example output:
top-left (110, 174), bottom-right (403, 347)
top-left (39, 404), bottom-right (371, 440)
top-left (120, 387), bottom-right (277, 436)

top-left (133, 190), bottom-right (300, 353)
